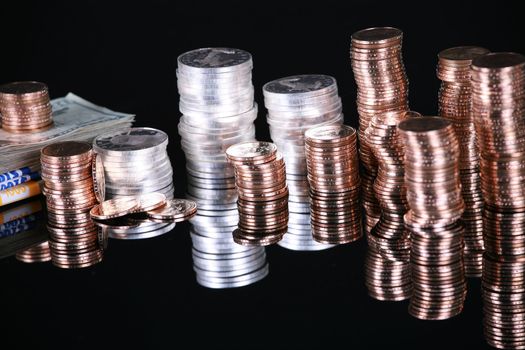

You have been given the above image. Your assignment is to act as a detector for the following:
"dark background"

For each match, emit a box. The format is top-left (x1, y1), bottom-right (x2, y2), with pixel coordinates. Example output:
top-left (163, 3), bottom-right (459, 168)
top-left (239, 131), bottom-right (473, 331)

top-left (1, 1), bottom-right (523, 348)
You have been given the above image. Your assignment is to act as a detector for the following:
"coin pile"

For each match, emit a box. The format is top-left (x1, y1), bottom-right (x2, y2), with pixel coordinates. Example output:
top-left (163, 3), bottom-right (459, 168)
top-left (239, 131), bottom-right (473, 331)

top-left (264, 74), bottom-right (342, 251)
top-left (399, 117), bottom-right (467, 320)
top-left (0, 81), bottom-right (53, 133)
top-left (226, 141), bottom-right (288, 246)
top-left (41, 141), bottom-right (103, 268)
top-left (15, 241), bottom-right (51, 263)
top-left (471, 52), bottom-right (525, 348)
top-left (304, 125), bottom-right (361, 244)
top-left (350, 27), bottom-right (410, 234)
top-left (437, 46), bottom-right (489, 277)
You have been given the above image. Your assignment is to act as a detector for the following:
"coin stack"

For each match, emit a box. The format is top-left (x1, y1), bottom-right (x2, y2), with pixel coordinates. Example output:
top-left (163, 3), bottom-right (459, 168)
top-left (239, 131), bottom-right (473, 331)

top-left (399, 117), bottom-right (467, 320)
top-left (0, 81), bottom-right (53, 133)
top-left (263, 74), bottom-right (342, 251)
top-left (304, 125), bottom-right (361, 244)
top-left (226, 141), bottom-right (288, 246)
top-left (350, 27), bottom-right (410, 234)
top-left (471, 52), bottom-right (525, 348)
top-left (437, 46), bottom-right (490, 277)
top-left (15, 241), bottom-right (51, 263)
top-left (41, 141), bottom-right (103, 268)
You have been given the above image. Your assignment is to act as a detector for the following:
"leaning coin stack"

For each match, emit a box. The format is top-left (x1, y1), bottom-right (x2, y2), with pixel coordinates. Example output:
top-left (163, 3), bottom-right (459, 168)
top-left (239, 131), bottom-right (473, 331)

top-left (15, 241), bottom-right (51, 263)
top-left (399, 117), bottom-right (467, 320)
top-left (263, 74), bottom-right (342, 251)
top-left (41, 141), bottom-right (103, 268)
top-left (437, 46), bottom-right (490, 277)
top-left (304, 125), bottom-right (361, 244)
top-left (350, 27), bottom-right (410, 234)
top-left (471, 52), bottom-right (525, 349)
top-left (226, 141), bottom-right (288, 246)
top-left (0, 81), bottom-right (54, 133)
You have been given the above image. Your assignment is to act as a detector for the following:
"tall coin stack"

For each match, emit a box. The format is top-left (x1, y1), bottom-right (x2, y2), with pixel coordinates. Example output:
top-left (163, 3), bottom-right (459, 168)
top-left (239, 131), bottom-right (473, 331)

top-left (399, 117), bottom-right (467, 320)
top-left (350, 27), bottom-right (409, 234)
top-left (0, 81), bottom-right (53, 133)
top-left (226, 141), bottom-right (288, 246)
top-left (304, 125), bottom-right (361, 244)
top-left (16, 241), bottom-right (51, 263)
top-left (471, 52), bottom-right (525, 349)
top-left (263, 74), bottom-right (342, 251)
top-left (437, 46), bottom-right (490, 277)
top-left (41, 141), bottom-right (103, 268)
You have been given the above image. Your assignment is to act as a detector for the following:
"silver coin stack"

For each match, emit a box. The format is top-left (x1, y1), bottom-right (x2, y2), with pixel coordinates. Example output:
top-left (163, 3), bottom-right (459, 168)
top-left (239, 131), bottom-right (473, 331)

top-left (93, 127), bottom-right (175, 240)
top-left (176, 47), bottom-right (268, 288)
top-left (263, 74), bottom-right (343, 251)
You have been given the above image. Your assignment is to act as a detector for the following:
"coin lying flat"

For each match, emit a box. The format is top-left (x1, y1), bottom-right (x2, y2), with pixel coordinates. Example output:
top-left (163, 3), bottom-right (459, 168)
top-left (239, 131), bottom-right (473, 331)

top-left (147, 198), bottom-right (197, 222)
top-left (90, 197), bottom-right (140, 220)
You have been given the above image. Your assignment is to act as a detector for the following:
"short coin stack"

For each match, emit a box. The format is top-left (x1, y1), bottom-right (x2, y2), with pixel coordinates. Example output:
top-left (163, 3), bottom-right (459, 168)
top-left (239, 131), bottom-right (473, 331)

top-left (304, 125), bottom-right (361, 244)
top-left (437, 46), bottom-right (490, 277)
top-left (264, 74), bottom-right (342, 251)
top-left (471, 52), bottom-right (525, 349)
top-left (0, 81), bottom-right (53, 133)
top-left (350, 27), bottom-right (410, 234)
top-left (15, 241), bottom-right (51, 263)
top-left (41, 141), bottom-right (103, 268)
top-left (399, 117), bottom-right (466, 320)
top-left (226, 141), bottom-right (288, 246)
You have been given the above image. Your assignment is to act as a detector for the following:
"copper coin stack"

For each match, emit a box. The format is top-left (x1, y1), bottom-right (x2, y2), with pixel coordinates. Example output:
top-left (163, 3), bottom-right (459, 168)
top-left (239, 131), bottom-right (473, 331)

top-left (399, 117), bottom-right (467, 320)
top-left (226, 141), bottom-right (288, 246)
top-left (364, 111), bottom-right (419, 301)
top-left (15, 241), bottom-right (51, 263)
top-left (437, 46), bottom-right (490, 277)
top-left (0, 81), bottom-right (53, 133)
top-left (471, 52), bottom-right (525, 349)
top-left (304, 125), bottom-right (361, 244)
top-left (41, 141), bottom-right (103, 268)
top-left (350, 27), bottom-right (409, 234)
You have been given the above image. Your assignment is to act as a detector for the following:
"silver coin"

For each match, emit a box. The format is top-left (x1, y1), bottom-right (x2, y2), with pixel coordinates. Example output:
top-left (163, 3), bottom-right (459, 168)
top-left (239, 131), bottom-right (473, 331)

top-left (94, 127), bottom-right (168, 156)
top-left (178, 47), bottom-right (252, 73)
top-left (195, 264), bottom-right (269, 288)
top-left (109, 222), bottom-right (175, 240)
top-left (263, 74), bottom-right (337, 97)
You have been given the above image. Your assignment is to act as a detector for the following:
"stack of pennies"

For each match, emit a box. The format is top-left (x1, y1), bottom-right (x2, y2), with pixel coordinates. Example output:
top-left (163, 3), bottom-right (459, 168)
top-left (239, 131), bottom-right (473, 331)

top-left (15, 241), bottom-right (51, 263)
top-left (471, 52), bottom-right (525, 349)
top-left (304, 125), bottom-right (361, 244)
top-left (437, 46), bottom-right (490, 277)
top-left (350, 27), bottom-right (410, 234)
top-left (226, 141), bottom-right (288, 246)
top-left (398, 117), bottom-right (467, 320)
top-left (363, 111), bottom-right (420, 301)
top-left (0, 81), bottom-right (53, 133)
top-left (40, 141), bottom-right (103, 269)
top-left (263, 74), bottom-right (342, 251)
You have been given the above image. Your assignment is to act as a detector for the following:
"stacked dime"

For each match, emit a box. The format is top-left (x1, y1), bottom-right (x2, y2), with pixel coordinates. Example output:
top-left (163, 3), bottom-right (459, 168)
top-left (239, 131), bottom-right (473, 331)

top-left (437, 46), bottom-right (489, 277)
top-left (350, 27), bottom-right (409, 234)
top-left (471, 52), bottom-right (525, 348)
top-left (41, 141), bottom-right (103, 268)
top-left (264, 74), bottom-right (342, 250)
top-left (15, 241), bottom-right (51, 263)
top-left (226, 141), bottom-right (288, 246)
top-left (0, 81), bottom-right (53, 133)
top-left (399, 117), bottom-right (466, 320)
top-left (304, 125), bottom-right (361, 244)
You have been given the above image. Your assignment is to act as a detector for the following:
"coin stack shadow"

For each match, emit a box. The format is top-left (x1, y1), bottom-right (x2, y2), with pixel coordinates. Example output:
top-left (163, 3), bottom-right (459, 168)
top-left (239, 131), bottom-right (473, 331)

top-left (15, 241), bottom-right (51, 263)
top-left (364, 111), bottom-right (418, 301)
top-left (437, 46), bottom-right (490, 278)
top-left (176, 47), bottom-right (268, 287)
top-left (399, 117), bottom-right (467, 320)
top-left (304, 125), bottom-right (361, 244)
top-left (471, 52), bottom-right (525, 349)
top-left (41, 141), bottom-right (103, 268)
top-left (263, 75), bottom-right (343, 251)
top-left (0, 81), bottom-right (54, 133)
top-left (350, 27), bottom-right (409, 235)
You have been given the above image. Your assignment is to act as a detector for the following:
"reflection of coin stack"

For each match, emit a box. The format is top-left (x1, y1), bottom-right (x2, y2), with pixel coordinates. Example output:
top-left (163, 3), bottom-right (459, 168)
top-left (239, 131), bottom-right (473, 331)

top-left (437, 46), bottom-right (489, 277)
top-left (16, 241), bottom-right (51, 263)
top-left (399, 117), bottom-right (466, 320)
top-left (350, 27), bottom-right (409, 234)
top-left (304, 125), bottom-right (361, 244)
top-left (364, 111), bottom-right (418, 301)
top-left (471, 52), bottom-right (525, 349)
top-left (41, 141), bottom-right (103, 268)
top-left (0, 81), bottom-right (53, 133)
top-left (263, 75), bottom-right (342, 251)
